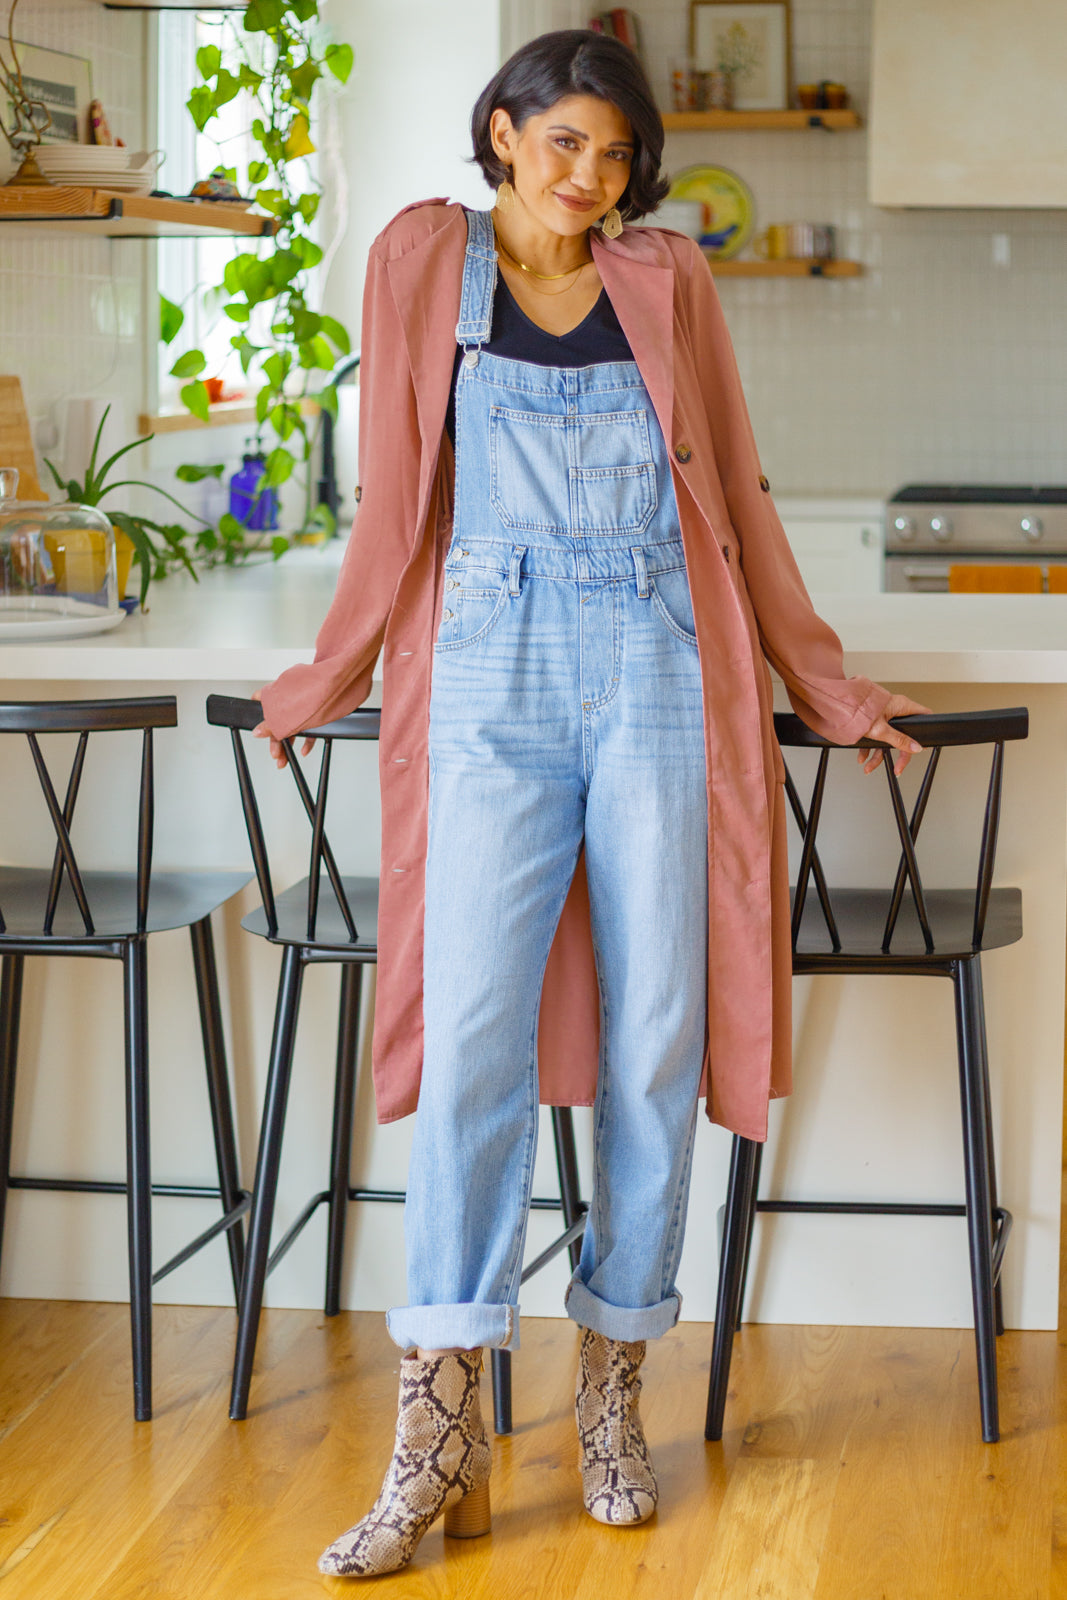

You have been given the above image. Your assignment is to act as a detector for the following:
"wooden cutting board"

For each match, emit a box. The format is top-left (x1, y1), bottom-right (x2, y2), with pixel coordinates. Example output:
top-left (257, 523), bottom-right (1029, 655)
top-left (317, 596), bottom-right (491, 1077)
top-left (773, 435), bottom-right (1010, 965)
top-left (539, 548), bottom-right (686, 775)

top-left (0, 375), bottom-right (46, 500)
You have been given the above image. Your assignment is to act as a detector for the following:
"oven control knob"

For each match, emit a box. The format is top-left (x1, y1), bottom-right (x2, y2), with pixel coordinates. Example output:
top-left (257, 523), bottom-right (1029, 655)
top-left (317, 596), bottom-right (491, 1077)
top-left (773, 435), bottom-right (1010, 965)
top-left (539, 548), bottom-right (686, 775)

top-left (891, 515), bottom-right (918, 543)
top-left (929, 515), bottom-right (953, 542)
top-left (1020, 515), bottom-right (1044, 542)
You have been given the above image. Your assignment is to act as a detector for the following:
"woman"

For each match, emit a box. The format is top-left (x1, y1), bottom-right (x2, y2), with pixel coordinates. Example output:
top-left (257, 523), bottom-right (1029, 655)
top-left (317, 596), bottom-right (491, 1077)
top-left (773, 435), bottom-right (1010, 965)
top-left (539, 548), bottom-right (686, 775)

top-left (256, 29), bottom-right (924, 1578)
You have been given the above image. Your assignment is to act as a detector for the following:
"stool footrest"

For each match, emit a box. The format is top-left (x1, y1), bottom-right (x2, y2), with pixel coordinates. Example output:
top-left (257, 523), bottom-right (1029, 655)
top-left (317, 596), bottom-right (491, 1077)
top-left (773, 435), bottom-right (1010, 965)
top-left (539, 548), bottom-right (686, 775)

top-left (520, 1209), bottom-right (588, 1285)
top-left (153, 1195), bottom-right (251, 1285)
top-left (754, 1200), bottom-right (1012, 1285)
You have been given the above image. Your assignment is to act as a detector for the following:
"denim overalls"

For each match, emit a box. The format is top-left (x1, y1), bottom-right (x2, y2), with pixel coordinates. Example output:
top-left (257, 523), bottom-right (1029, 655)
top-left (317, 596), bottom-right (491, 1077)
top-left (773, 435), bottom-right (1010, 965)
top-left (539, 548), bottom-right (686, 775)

top-left (387, 210), bottom-right (708, 1353)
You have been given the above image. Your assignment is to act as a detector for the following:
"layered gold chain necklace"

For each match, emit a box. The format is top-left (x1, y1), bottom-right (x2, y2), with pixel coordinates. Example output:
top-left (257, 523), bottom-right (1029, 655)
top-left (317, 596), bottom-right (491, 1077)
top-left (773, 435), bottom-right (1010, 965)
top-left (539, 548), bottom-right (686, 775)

top-left (492, 222), bottom-right (594, 297)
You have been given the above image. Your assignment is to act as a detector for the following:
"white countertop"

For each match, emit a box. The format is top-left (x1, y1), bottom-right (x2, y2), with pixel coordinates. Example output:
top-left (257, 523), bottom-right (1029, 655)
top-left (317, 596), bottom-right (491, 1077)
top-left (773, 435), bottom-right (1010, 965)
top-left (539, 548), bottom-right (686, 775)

top-left (3, 548), bottom-right (1067, 684)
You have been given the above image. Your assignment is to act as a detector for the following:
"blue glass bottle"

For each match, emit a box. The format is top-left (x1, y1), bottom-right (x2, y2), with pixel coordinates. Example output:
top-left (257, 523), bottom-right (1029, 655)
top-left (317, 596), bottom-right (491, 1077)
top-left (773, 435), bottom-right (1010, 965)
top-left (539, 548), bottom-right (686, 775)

top-left (229, 452), bottom-right (279, 531)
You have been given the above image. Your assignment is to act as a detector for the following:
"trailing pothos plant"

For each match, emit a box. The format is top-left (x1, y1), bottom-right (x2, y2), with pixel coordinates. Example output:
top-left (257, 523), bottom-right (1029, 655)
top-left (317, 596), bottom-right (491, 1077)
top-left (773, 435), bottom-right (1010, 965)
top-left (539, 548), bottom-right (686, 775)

top-left (160, 0), bottom-right (354, 560)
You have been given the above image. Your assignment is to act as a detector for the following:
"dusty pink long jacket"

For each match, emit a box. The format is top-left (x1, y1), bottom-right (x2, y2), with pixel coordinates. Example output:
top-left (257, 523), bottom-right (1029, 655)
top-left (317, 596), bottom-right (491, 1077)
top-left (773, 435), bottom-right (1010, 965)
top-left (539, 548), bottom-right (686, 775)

top-left (259, 200), bottom-right (891, 1142)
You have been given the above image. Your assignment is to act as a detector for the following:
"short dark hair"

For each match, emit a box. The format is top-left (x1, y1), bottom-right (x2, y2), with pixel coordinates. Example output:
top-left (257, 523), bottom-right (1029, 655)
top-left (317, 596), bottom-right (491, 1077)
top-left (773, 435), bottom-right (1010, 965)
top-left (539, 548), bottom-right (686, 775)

top-left (470, 30), bottom-right (670, 222)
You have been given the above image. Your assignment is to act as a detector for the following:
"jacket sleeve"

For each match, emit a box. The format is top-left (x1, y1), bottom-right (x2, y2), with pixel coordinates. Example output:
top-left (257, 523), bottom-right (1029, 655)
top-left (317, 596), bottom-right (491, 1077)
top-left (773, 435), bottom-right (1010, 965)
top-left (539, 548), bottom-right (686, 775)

top-left (257, 238), bottom-right (424, 740)
top-left (680, 240), bottom-right (891, 745)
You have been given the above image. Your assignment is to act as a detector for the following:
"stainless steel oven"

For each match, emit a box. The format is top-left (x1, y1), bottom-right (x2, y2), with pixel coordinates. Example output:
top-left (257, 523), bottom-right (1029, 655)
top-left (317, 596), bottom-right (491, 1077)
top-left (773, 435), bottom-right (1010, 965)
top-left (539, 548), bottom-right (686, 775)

top-left (885, 485), bottom-right (1067, 592)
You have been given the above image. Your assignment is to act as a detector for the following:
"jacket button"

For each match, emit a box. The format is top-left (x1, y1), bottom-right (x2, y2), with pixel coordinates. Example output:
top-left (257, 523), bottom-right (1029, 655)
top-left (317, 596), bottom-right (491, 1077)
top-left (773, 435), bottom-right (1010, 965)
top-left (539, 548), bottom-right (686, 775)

top-left (675, 443), bottom-right (692, 464)
top-left (354, 485), bottom-right (362, 502)
top-left (759, 474), bottom-right (770, 492)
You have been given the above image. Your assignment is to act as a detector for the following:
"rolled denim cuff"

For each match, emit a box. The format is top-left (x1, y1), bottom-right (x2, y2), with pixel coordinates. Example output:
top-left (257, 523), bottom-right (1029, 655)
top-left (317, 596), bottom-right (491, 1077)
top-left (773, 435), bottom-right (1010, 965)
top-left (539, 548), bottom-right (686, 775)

top-left (386, 1302), bottom-right (519, 1353)
top-left (564, 1270), bottom-right (682, 1342)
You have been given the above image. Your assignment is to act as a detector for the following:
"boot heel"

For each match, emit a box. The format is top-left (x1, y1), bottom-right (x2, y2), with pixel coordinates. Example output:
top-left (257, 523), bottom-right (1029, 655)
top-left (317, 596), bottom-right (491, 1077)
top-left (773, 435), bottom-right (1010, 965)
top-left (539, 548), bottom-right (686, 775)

top-left (443, 1480), bottom-right (491, 1540)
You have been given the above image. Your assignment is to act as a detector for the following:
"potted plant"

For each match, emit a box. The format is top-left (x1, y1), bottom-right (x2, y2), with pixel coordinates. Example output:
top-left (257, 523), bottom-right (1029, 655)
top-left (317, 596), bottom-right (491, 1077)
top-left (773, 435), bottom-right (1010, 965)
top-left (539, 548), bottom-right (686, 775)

top-left (161, 0), bottom-right (354, 553)
top-left (43, 407), bottom-right (205, 605)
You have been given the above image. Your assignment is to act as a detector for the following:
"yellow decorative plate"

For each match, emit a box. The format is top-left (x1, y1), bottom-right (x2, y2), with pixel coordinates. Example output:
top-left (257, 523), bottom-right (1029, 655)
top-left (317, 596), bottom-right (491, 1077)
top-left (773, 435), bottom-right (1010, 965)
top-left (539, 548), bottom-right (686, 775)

top-left (666, 165), bottom-right (754, 260)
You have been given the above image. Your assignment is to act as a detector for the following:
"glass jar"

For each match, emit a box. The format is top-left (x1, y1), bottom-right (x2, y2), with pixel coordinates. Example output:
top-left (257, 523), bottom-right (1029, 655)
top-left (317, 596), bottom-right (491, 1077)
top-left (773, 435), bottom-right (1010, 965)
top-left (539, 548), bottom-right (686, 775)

top-left (0, 467), bottom-right (120, 636)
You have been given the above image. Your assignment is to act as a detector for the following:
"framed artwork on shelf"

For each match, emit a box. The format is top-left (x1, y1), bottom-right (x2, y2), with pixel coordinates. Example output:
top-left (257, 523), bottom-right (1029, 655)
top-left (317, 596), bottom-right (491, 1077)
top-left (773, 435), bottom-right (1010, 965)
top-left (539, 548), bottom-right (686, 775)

top-left (5, 42), bottom-right (93, 143)
top-left (689, 1), bottom-right (791, 111)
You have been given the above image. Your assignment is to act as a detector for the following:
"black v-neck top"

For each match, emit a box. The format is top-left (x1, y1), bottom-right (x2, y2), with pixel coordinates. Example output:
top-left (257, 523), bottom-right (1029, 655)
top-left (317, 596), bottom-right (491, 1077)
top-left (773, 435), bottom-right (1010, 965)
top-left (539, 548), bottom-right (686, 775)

top-left (446, 272), bottom-right (634, 440)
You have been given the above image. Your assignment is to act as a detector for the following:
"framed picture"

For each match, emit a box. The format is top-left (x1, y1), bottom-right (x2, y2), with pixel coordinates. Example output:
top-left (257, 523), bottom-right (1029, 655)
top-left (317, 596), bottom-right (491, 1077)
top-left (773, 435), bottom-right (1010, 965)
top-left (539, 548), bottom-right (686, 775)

top-left (6, 42), bottom-right (93, 144)
top-left (690, 2), bottom-right (791, 111)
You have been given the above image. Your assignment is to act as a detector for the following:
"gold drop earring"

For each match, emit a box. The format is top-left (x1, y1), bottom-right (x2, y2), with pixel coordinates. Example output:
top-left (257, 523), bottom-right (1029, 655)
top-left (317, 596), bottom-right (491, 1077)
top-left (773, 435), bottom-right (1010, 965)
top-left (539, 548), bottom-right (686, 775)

top-left (602, 205), bottom-right (624, 239)
top-left (495, 174), bottom-right (515, 213)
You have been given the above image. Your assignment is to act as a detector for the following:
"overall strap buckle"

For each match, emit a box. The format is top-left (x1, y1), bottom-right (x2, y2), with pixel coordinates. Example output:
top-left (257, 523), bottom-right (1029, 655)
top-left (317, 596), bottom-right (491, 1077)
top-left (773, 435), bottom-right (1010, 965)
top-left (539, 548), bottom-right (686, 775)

top-left (631, 547), bottom-right (649, 598)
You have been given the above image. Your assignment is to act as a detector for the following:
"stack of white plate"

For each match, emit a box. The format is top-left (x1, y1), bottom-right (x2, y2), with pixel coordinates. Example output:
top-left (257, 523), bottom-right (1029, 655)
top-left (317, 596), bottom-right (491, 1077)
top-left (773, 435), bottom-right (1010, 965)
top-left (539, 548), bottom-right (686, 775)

top-left (33, 145), bottom-right (161, 194)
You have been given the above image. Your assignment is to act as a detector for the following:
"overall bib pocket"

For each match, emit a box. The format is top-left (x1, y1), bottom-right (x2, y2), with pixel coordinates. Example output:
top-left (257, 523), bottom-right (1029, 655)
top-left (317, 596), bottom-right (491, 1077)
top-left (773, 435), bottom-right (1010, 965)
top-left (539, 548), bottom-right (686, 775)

top-left (490, 406), bottom-right (658, 537)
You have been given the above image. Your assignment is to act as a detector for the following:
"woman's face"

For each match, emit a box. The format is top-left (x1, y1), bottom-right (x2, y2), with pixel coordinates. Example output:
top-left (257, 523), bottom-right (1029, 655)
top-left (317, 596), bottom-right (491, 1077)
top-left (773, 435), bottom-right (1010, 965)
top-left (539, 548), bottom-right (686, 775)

top-left (490, 93), bottom-right (634, 237)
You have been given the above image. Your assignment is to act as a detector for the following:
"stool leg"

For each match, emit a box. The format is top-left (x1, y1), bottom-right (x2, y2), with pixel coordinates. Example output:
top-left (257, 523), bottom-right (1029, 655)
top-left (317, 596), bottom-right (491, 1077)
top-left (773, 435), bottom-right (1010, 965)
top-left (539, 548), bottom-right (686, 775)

top-left (123, 938), bottom-right (152, 1422)
top-left (706, 1135), bottom-right (761, 1441)
top-left (490, 1348), bottom-right (513, 1436)
top-left (230, 945), bottom-right (304, 1420)
top-left (325, 963), bottom-right (362, 1317)
top-left (0, 955), bottom-right (25, 1278)
top-left (971, 959), bottom-right (1005, 1336)
top-left (551, 1106), bottom-right (585, 1271)
top-left (189, 916), bottom-right (246, 1302)
top-left (953, 957), bottom-right (999, 1443)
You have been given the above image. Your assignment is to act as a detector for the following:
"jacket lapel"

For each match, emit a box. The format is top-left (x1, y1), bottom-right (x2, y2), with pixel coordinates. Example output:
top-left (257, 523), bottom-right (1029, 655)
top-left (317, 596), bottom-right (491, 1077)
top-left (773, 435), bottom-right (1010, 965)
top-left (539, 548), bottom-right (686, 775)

top-left (387, 205), bottom-right (467, 508)
top-left (592, 232), bottom-right (676, 448)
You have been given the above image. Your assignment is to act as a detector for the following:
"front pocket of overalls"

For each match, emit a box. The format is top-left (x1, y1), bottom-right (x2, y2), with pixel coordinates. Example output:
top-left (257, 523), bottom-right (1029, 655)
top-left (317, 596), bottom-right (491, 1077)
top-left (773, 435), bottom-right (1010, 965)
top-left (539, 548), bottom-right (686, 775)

top-left (489, 406), bottom-right (657, 536)
top-left (650, 567), bottom-right (699, 645)
top-left (434, 565), bottom-right (511, 651)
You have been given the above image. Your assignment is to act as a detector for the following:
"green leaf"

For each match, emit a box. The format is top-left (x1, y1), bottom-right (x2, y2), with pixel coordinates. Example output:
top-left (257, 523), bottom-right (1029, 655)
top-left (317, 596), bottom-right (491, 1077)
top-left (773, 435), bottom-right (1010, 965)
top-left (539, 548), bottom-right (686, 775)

top-left (290, 235), bottom-right (323, 268)
top-left (247, 159), bottom-right (269, 185)
top-left (196, 43), bottom-right (221, 80)
top-left (237, 63), bottom-right (264, 93)
top-left (289, 59), bottom-right (321, 101)
top-left (219, 513), bottom-right (245, 542)
top-left (310, 334), bottom-right (336, 369)
top-left (109, 511), bottom-right (157, 604)
top-left (320, 314), bottom-right (350, 356)
top-left (223, 302), bottom-right (252, 324)
top-left (159, 293), bottom-right (184, 345)
top-left (181, 380), bottom-right (211, 423)
top-left (271, 534), bottom-right (291, 559)
top-left (263, 446), bottom-right (295, 488)
top-left (324, 42), bottom-right (354, 83)
top-left (263, 351), bottom-right (291, 389)
top-left (214, 68), bottom-right (241, 109)
top-left (170, 349), bottom-right (206, 380)
top-left (175, 462), bottom-right (225, 483)
top-left (290, 307), bottom-right (322, 342)
top-left (188, 84), bottom-right (216, 132)
top-left (256, 386), bottom-right (272, 424)
top-left (255, 187), bottom-right (286, 217)
top-left (244, 0), bottom-right (286, 32)
top-left (91, 433), bottom-right (153, 497)
top-left (43, 456), bottom-right (69, 496)
top-left (290, 0), bottom-right (318, 21)
top-left (316, 382), bottom-right (338, 420)
top-left (296, 192), bottom-right (319, 224)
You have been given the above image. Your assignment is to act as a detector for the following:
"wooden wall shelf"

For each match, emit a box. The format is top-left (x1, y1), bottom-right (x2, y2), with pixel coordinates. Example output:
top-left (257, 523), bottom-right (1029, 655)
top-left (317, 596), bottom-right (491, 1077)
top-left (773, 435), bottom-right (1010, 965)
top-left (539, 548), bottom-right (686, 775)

top-left (140, 398), bottom-right (319, 435)
top-left (663, 109), bottom-right (862, 132)
top-left (0, 187), bottom-right (276, 239)
top-left (707, 258), bottom-right (863, 277)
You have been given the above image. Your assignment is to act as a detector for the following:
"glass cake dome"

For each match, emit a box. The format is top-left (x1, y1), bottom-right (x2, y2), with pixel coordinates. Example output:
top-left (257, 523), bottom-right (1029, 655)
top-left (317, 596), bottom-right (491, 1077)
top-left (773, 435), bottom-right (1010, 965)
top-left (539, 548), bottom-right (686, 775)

top-left (0, 468), bottom-right (124, 638)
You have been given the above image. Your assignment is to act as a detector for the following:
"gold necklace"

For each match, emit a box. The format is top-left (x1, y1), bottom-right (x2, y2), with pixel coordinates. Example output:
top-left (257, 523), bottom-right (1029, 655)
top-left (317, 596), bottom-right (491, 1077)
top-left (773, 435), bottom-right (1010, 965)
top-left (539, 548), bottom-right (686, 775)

top-left (493, 225), bottom-right (592, 284)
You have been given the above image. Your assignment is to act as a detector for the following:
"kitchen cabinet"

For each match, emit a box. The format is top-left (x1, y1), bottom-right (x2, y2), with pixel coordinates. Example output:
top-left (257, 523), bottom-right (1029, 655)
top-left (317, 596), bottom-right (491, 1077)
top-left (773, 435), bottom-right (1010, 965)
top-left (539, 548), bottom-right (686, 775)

top-left (869, 0), bottom-right (1067, 208)
top-left (779, 502), bottom-right (884, 593)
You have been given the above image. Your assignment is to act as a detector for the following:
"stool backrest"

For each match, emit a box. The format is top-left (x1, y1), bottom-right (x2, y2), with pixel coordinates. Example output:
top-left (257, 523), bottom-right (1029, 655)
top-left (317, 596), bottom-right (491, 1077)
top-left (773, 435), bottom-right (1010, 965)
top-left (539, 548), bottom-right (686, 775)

top-left (0, 696), bottom-right (177, 937)
top-left (206, 694), bottom-right (381, 943)
top-left (775, 707), bottom-right (1029, 954)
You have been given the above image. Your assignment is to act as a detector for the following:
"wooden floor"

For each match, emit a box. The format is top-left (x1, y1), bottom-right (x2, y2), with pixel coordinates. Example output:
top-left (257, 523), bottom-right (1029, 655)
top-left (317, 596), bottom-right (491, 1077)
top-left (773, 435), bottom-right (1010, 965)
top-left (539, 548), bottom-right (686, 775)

top-left (1, 1295), bottom-right (1066, 1599)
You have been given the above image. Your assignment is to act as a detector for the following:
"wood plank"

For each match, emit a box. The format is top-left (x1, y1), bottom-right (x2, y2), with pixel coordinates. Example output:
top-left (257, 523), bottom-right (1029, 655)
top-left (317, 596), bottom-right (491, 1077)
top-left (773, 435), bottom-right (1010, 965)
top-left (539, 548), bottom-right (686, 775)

top-left (0, 1303), bottom-right (1065, 1598)
top-left (663, 110), bottom-right (862, 132)
top-left (0, 376), bottom-right (45, 500)
top-left (0, 188), bottom-right (275, 239)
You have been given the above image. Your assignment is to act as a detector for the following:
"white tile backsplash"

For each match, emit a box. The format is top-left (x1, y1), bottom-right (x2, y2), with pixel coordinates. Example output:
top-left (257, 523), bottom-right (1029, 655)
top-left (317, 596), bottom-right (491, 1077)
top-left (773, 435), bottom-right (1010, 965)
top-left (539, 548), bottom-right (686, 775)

top-left (654, 0), bottom-right (1067, 493)
top-left (0, 2), bottom-right (148, 463)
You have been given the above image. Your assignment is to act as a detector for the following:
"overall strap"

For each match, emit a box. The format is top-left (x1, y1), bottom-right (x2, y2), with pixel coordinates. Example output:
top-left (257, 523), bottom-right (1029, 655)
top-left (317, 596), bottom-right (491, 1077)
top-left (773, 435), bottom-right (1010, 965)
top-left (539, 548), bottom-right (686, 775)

top-left (454, 208), bottom-right (497, 356)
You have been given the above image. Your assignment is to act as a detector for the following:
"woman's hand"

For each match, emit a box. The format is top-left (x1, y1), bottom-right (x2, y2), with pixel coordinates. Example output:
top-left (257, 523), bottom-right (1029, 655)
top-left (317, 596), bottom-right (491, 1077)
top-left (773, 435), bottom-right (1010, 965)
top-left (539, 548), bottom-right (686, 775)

top-left (857, 693), bottom-right (934, 777)
top-left (251, 689), bottom-right (315, 771)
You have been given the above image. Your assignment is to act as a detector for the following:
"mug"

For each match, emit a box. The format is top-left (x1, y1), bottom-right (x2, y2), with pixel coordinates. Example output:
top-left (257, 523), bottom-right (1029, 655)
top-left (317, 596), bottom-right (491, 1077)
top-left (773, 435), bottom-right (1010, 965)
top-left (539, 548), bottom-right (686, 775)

top-left (753, 224), bottom-right (789, 260)
top-left (787, 223), bottom-right (836, 259)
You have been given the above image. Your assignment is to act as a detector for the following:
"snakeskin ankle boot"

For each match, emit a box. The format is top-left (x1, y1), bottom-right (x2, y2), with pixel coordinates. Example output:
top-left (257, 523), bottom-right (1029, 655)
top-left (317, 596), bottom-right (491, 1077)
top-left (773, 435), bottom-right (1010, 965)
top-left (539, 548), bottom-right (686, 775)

top-left (317, 1348), bottom-right (492, 1577)
top-left (575, 1327), bottom-right (658, 1526)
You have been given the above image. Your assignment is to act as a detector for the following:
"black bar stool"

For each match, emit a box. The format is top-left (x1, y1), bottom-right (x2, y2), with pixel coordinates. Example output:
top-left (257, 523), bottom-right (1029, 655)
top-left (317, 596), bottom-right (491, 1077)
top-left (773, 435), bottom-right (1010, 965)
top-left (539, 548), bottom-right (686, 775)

top-left (0, 696), bottom-right (252, 1419)
top-left (206, 695), bottom-right (586, 1427)
top-left (705, 707), bottom-right (1028, 1445)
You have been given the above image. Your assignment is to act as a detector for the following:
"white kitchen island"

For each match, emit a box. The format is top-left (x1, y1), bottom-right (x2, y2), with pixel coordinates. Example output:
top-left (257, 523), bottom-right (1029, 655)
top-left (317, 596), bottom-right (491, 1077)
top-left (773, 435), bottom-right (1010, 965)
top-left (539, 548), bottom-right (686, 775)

top-left (0, 559), bottom-right (1063, 1343)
